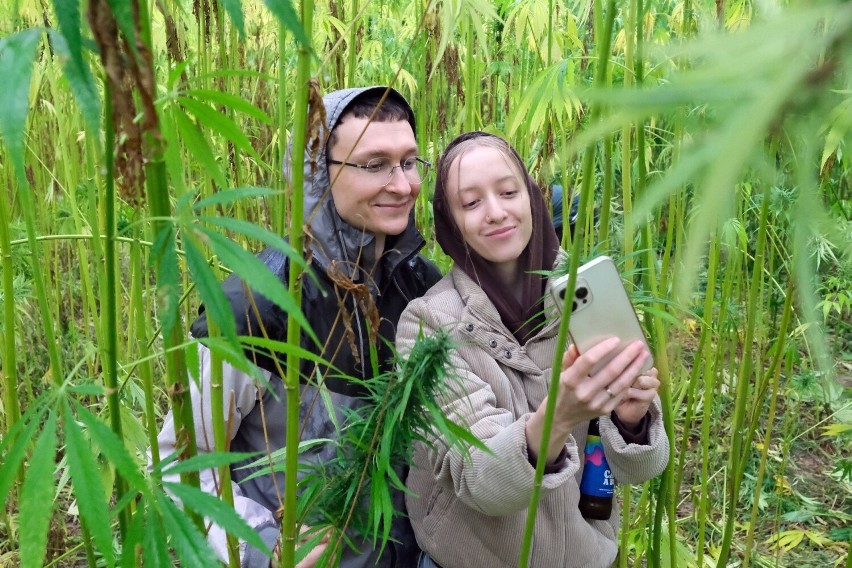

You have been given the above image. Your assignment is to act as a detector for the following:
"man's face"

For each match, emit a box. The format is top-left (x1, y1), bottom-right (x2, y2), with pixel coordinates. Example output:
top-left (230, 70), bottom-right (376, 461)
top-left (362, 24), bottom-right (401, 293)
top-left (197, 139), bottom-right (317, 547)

top-left (327, 117), bottom-right (420, 243)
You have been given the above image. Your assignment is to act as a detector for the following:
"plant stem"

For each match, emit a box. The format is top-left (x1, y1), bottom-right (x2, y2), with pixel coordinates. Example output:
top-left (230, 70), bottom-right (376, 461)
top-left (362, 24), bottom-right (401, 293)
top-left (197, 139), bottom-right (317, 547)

top-left (277, 1), bottom-right (314, 564)
top-left (101, 81), bottom-right (129, 537)
top-left (518, 0), bottom-right (615, 562)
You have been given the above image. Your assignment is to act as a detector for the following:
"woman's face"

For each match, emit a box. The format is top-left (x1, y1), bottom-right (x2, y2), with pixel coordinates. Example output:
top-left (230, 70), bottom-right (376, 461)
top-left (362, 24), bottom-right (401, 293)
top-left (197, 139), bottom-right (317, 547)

top-left (446, 145), bottom-right (533, 279)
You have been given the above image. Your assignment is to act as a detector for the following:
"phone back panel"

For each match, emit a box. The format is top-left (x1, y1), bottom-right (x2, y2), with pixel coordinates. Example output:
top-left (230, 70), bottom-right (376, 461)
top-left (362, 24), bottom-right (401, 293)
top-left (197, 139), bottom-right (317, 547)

top-left (551, 256), bottom-right (653, 374)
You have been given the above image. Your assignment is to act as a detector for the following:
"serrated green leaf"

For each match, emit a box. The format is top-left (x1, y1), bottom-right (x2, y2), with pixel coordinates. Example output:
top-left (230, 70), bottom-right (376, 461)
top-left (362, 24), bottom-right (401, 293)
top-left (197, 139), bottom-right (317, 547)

top-left (172, 106), bottom-right (227, 189)
top-left (185, 89), bottom-right (271, 124)
top-left (142, 499), bottom-right (173, 568)
top-left (160, 104), bottom-right (187, 196)
top-left (218, 0), bottom-right (246, 36)
top-left (238, 335), bottom-right (337, 372)
top-left (74, 400), bottom-right (148, 491)
top-left (151, 224), bottom-right (181, 337)
top-left (119, 497), bottom-right (146, 568)
top-left (197, 336), bottom-right (269, 383)
top-left (238, 438), bottom-right (333, 481)
top-left (156, 451), bottom-right (258, 478)
top-left (63, 404), bottom-right (116, 566)
top-left (0, 405), bottom-right (46, 514)
top-left (196, 226), bottom-right (316, 345)
top-left (199, 216), bottom-right (313, 277)
top-left (194, 186), bottom-right (278, 210)
top-left (156, 492), bottom-right (221, 566)
top-left (179, 97), bottom-right (260, 160)
top-left (262, 0), bottom-right (312, 50)
top-left (19, 412), bottom-right (58, 568)
top-left (183, 232), bottom-right (238, 343)
top-left (164, 481), bottom-right (271, 555)
top-left (48, 25), bottom-right (100, 135)
top-left (0, 28), bottom-right (41, 185)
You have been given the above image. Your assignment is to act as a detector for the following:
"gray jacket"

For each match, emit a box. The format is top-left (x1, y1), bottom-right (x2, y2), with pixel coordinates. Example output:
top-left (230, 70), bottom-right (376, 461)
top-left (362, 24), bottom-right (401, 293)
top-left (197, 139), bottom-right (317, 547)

top-left (396, 267), bottom-right (669, 568)
top-left (155, 86), bottom-right (440, 567)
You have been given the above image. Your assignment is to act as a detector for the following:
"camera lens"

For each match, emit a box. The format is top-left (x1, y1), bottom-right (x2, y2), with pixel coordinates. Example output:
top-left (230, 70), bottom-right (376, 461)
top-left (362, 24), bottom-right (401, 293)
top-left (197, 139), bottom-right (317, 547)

top-left (572, 300), bottom-right (578, 312)
top-left (559, 288), bottom-right (567, 300)
top-left (576, 286), bottom-right (588, 300)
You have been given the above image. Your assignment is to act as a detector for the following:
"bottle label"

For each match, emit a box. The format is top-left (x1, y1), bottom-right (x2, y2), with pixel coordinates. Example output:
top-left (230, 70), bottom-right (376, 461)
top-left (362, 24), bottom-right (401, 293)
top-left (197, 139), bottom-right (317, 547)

top-left (580, 434), bottom-right (614, 498)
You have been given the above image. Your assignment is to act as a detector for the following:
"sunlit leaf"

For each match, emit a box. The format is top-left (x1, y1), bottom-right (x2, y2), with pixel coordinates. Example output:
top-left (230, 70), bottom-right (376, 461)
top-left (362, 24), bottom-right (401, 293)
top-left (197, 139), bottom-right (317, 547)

top-left (19, 412), bottom-right (57, 568)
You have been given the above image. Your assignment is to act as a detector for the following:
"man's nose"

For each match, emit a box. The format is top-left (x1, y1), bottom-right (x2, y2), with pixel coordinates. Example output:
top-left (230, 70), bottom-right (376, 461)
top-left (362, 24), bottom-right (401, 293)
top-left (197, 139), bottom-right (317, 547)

top-left (384, 166), bottom-right (414, 194)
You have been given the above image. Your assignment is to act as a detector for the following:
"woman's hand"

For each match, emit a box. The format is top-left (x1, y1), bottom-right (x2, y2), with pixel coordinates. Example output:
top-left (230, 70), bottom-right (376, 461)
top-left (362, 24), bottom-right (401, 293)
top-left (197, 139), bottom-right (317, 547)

top-left (526, 337), bottom-right (650, 463)
top-left (613, 368), bottom-right (660, 427)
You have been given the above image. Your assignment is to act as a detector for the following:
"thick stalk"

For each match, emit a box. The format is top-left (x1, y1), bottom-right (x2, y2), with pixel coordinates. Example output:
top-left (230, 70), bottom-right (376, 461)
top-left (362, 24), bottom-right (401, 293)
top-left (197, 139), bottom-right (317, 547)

top-left (277, 1), bottom-right (313, 564)
top-left (0, 156), bottom-right (20, 490)
top-left (101, 85), bottom-right (129, 537)
top-left (696, 237), bottom-right (728, 566)
top-left (717, 186), bottom-right (771, 567)
top-left (147, 155), bottom-right (202, 506)
top-left (620, 0), bottom-right (635, 267)
top-left (276, 20), bottom-right (290, 237)
top-left (208, 313), bottom-right (240, 567)
top-left (131, 243), bottom-right (160, 466)
top-left (518, 0), bottom-right (616, 563)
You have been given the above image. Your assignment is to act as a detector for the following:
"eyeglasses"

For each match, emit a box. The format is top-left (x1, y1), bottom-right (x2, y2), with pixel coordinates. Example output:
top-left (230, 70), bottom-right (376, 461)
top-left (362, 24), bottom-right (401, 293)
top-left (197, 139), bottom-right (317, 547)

top-left (328, 156), bottom-right (431, 187)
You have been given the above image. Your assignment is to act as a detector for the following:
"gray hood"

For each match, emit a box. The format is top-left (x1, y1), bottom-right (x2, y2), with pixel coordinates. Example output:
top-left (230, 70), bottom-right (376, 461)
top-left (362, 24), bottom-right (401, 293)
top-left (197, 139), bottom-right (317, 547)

top-left (285, 85), bottom-right (424, 282)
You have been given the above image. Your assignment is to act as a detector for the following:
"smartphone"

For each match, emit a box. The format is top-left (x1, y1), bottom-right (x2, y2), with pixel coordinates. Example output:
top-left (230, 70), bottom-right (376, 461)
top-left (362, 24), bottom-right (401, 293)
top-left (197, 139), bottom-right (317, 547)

top-left (550, 256), bottom-right (653, 375)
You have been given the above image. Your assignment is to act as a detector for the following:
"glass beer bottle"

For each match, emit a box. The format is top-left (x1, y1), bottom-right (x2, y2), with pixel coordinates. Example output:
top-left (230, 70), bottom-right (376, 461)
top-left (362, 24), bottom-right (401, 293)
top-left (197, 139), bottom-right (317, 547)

top-left (578, 418), bottom-right (614, 520)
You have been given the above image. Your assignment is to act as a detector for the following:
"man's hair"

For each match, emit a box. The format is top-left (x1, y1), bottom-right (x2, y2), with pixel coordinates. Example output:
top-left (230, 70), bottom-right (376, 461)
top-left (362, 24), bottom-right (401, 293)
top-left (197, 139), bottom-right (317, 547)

top-left (328, 90), bottom-right (413, 150)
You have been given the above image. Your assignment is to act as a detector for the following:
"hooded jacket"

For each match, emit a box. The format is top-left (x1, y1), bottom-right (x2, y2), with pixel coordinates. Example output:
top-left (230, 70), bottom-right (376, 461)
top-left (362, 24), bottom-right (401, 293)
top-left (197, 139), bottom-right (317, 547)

top-left (155, 86), bottom-right (441, 567)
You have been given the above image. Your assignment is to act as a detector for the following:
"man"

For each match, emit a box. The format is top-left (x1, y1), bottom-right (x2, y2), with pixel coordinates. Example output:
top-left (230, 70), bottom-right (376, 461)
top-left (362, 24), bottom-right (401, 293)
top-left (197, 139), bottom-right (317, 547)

top-left (155, 86), bottom-right (441, 567)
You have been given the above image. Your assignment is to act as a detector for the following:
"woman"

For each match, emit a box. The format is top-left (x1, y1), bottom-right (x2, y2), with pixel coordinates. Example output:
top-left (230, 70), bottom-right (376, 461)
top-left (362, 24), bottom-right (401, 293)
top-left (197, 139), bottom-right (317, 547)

top-left (396, 132), bottom-right (669, 568)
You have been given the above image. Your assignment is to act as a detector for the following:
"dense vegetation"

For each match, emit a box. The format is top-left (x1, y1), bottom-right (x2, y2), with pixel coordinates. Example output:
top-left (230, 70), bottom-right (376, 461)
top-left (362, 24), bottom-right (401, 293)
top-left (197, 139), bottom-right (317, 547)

top-left (0, 0), bottom-right (850, 566)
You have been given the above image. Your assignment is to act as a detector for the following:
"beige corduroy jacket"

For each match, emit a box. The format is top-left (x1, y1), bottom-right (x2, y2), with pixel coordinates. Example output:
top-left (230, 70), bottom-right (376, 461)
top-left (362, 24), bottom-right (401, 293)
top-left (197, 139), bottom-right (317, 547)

top-left (396, 267), bottom-right (669, 568)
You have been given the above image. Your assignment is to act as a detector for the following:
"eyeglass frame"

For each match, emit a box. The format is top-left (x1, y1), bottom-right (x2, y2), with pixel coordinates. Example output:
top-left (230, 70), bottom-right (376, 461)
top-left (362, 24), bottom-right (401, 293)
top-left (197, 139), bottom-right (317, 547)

top-left (327, 156), bottom-right (431, 187)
